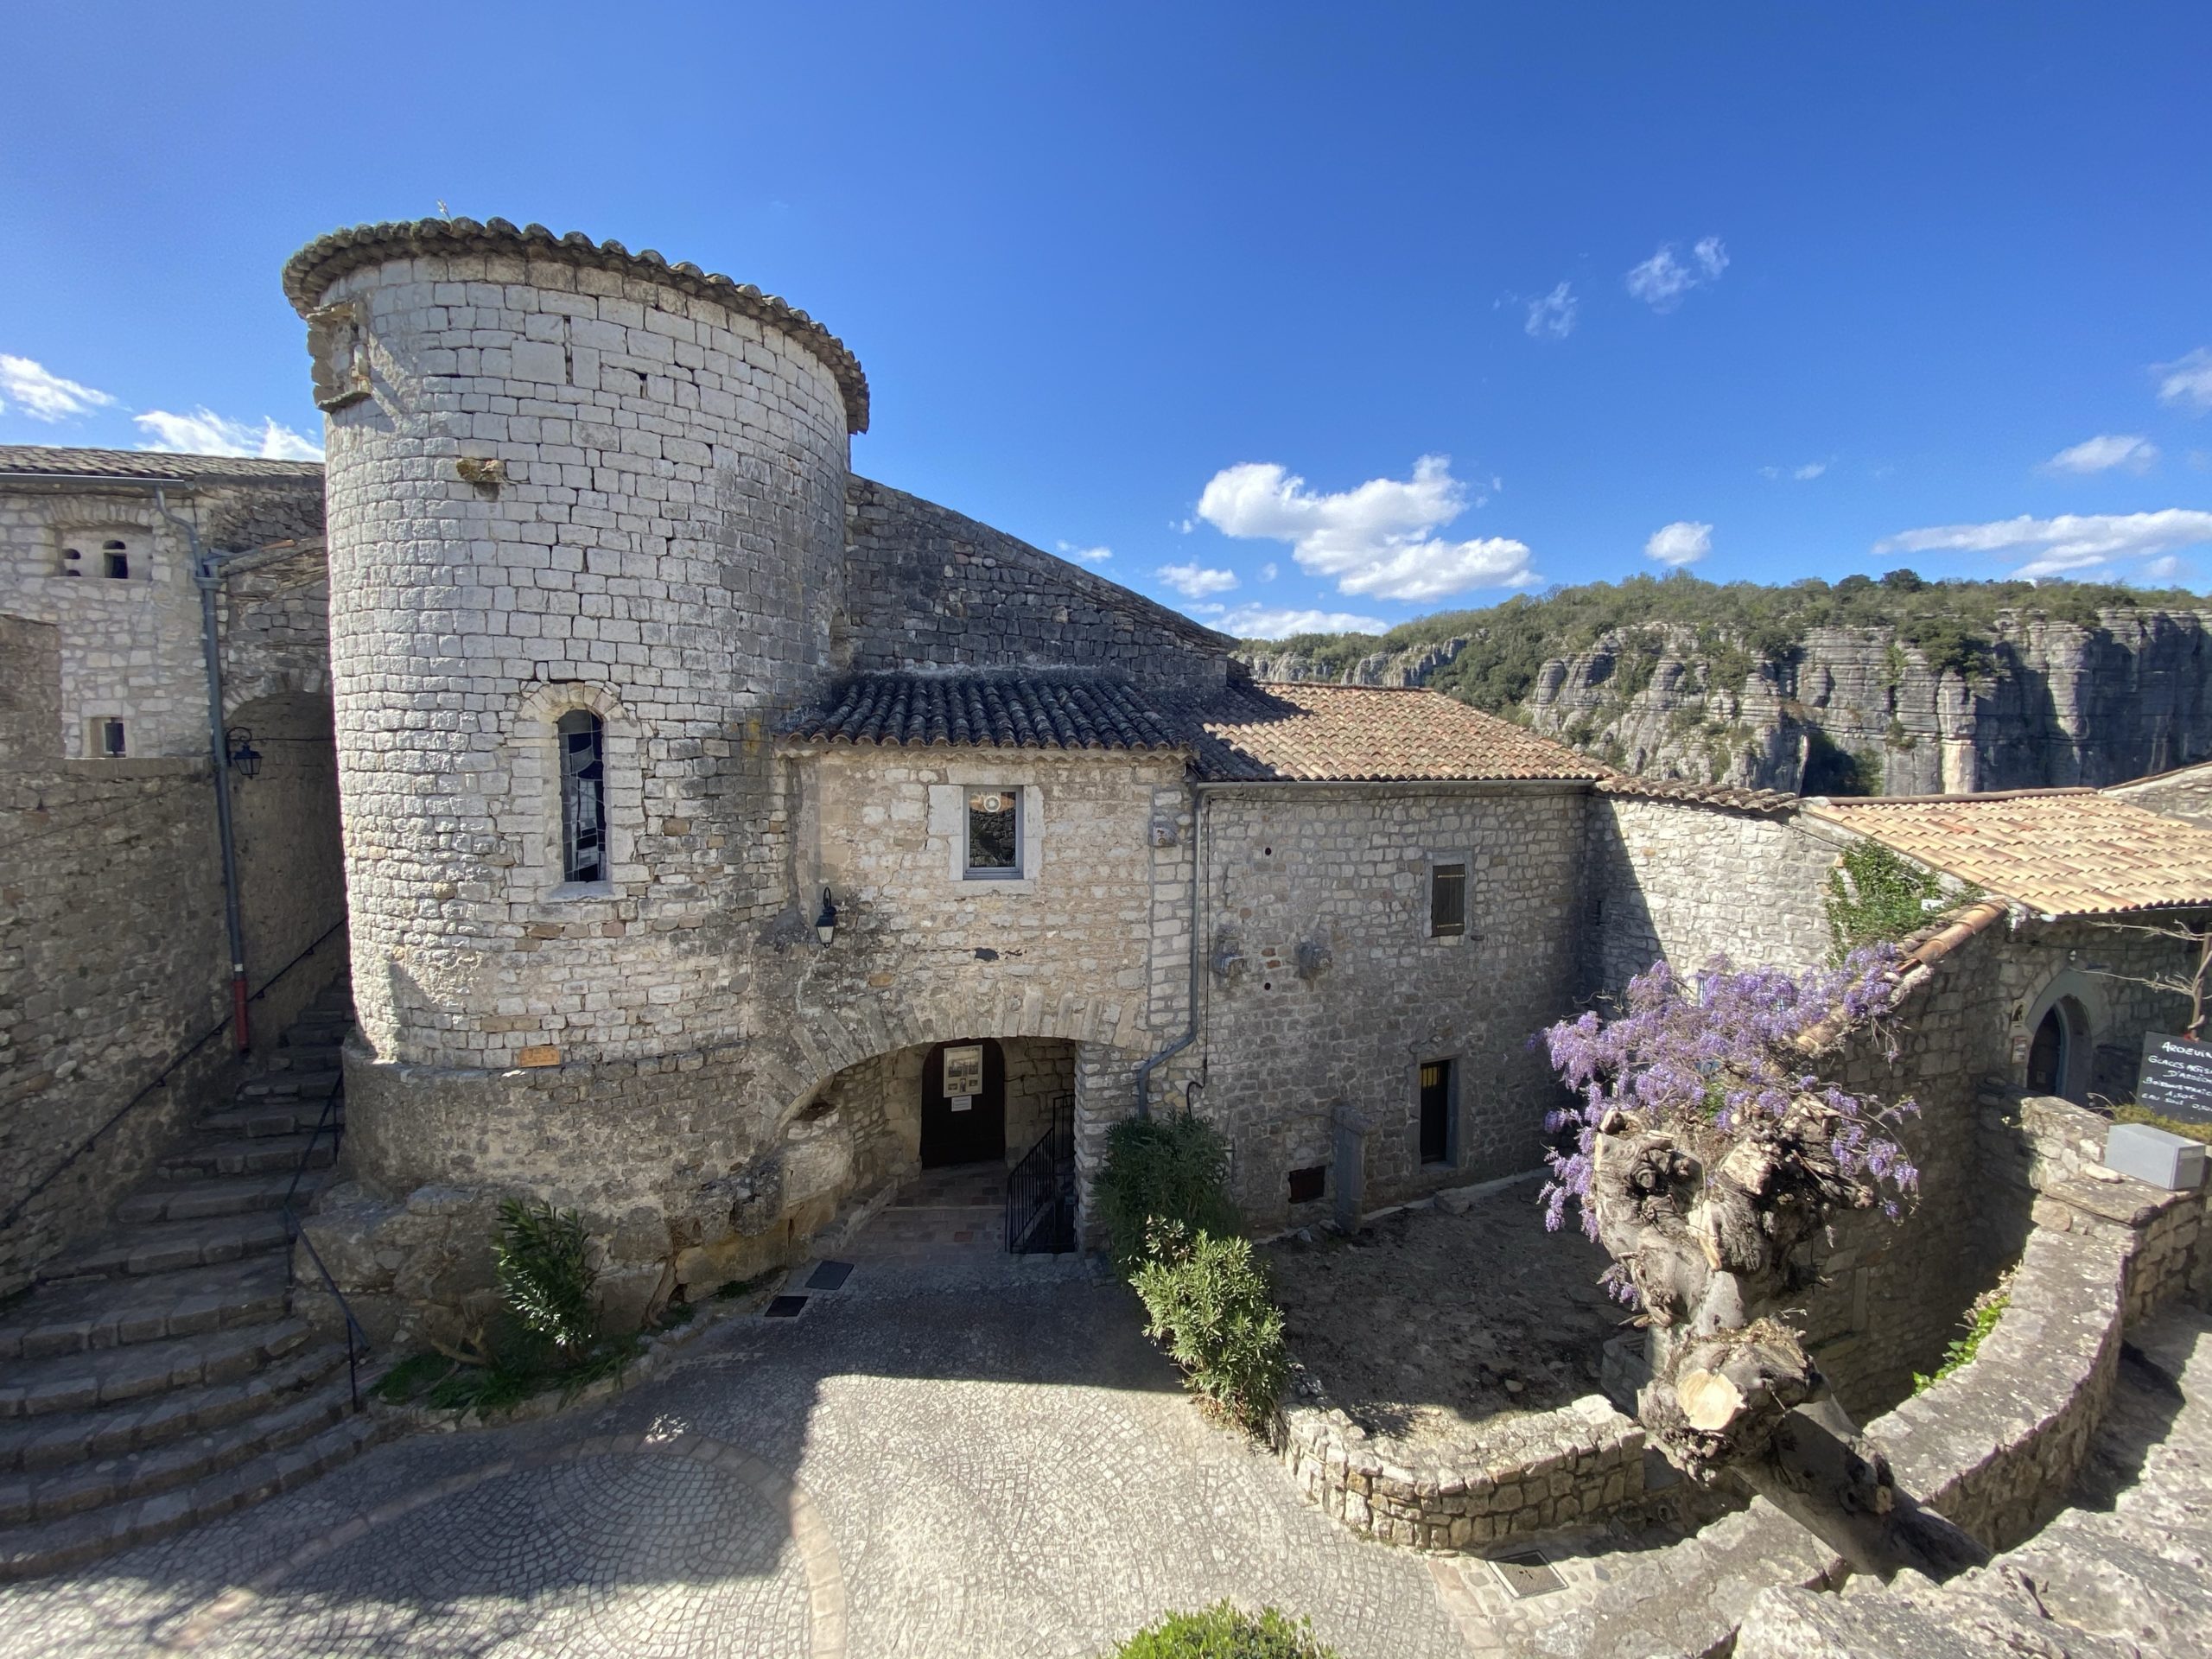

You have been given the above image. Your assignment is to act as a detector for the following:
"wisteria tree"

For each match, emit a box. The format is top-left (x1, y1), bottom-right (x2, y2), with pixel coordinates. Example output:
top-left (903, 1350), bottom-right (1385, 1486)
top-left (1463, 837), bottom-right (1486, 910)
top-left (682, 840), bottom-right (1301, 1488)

top-left (1541, 949), bottom-right (1984, 1577)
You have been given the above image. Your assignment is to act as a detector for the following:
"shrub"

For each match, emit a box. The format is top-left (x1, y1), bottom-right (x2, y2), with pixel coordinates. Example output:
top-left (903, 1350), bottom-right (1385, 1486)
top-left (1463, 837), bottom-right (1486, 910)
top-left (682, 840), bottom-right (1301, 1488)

top-left (1094, 1113), bottom-right (1239, 1270)
top-left (1129, 1221), bottom-right (1287, 1433)
top-left (1825, 839), bottom-right (1975, 961)
top-left (2114, 1102), bottom-right (2212, 1144)
top-left (494, 1197), bottom-right (598, 1361)
top-left (1111, 1601), bottom-right (1338, 1658)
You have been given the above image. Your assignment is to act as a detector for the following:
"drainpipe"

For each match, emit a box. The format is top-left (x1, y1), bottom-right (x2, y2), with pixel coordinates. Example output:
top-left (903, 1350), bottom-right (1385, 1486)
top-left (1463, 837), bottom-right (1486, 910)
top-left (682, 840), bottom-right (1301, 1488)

top-left (155, 487), bottom-right (251, 1055)
top-left (1135, 780), bottom-right (1214, 1117)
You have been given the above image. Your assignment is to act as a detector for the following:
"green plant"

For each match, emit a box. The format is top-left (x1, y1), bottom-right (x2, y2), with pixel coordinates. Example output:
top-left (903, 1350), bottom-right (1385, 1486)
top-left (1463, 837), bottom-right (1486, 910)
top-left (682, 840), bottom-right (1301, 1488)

top-left (1094, 1113), bottom-right (1239, 1270)
top-left (1913, 1279), bottom-right (2010, 1392)
top-left (1825, 840), bottom-right (1976, 961)
top-left (715, 1272), bottom-right (772, 1300)
top-left (1129, 1221), bottom-right (1288, 1433)
top-left (2114, 1102), bottom-right (2212, 1144)
top-left (1110, 1602), bottom-right (1338, 1658)
top-left (494, 1197), bottom-right (598, 1361)
top-left (369, 1351), bottom-right (455, 1404)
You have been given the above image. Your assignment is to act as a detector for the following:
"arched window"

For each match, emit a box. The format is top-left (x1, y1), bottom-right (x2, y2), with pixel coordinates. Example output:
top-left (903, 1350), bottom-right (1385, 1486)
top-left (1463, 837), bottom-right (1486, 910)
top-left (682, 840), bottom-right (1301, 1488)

top-left (557, 709), bottom-right (606, 884)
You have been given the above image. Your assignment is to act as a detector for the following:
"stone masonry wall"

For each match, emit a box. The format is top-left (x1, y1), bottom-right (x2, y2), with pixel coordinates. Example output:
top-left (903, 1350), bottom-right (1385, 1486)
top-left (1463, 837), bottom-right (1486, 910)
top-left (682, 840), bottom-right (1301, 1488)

top-left (1194, 784), bottom-right (1584, 1230)
top-left (315, 243), bottom-right (851, 1074)
top-left (842, 477), bottom-right (1232, 702)
top-left (1579, 792), bottom-right (1836, 1004)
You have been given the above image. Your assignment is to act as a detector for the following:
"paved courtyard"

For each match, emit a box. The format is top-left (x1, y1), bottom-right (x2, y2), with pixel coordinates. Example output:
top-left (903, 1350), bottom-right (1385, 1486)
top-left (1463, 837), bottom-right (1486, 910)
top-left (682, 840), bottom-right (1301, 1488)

top-left (0, 1253), bottom-right (1502, 1658)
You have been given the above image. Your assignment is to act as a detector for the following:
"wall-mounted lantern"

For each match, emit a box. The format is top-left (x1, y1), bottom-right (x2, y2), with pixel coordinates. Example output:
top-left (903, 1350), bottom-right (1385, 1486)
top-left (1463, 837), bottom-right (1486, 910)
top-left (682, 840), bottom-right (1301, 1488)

top-left (226, 727), bottom-right (263, 779)
top-left (816, 887), bottom-right (838, 945)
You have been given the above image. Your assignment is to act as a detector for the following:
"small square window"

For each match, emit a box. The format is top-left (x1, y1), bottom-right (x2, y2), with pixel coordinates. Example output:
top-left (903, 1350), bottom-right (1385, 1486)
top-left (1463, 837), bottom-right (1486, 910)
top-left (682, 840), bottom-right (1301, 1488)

top-left (1430, 862), bottom-right (1466, 938)
top-left (102, 541), bottom-right (130, 580)
top-left (92, 718), bottom-right (127, 757)
top-left (1287, 1166), bottom-right (1325, 1204)
top-left (965, 786), bottom-right (1020, 879)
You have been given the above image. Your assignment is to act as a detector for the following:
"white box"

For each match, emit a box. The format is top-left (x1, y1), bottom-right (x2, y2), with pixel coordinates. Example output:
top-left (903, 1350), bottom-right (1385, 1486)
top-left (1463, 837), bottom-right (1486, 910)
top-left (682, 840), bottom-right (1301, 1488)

top-left (2103, 1122), bottom-right (2209, 1191)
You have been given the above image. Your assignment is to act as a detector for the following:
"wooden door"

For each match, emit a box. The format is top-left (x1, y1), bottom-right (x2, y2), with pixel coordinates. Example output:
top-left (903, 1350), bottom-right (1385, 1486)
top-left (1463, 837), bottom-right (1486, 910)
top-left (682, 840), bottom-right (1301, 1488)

top-left (920, 1039), bottom-right (1007, 1167)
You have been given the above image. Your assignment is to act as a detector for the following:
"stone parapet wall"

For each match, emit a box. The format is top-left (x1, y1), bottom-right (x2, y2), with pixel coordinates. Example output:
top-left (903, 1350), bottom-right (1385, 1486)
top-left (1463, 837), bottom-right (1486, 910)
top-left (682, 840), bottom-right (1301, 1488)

top-left (1274, 1391), bottom-right (1645, 1550)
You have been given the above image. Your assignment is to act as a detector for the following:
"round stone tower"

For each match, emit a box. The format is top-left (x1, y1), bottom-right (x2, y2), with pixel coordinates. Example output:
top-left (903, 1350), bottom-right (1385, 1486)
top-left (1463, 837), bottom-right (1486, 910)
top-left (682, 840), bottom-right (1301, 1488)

top-left (283, 219), bottom-right (868, 1208)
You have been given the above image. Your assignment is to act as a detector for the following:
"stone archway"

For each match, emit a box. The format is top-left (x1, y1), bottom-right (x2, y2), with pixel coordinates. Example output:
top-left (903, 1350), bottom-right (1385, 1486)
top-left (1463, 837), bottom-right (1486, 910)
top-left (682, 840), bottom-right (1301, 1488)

top-left (2022, 969), bottom-right (2107, 1104)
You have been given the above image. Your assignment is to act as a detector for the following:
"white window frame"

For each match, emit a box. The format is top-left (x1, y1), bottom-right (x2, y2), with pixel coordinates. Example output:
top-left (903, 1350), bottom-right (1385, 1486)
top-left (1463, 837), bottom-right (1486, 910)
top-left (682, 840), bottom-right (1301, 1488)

top-left (931, 781), bottom-right (1044, 893)
top-left (963, 784), bottom-right (1024, 881)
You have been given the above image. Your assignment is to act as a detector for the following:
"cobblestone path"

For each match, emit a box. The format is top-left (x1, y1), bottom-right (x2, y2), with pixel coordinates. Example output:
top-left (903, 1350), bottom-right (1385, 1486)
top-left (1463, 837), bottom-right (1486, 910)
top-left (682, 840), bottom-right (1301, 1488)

top-left (0, 1261), bottom-right (1477, 1658)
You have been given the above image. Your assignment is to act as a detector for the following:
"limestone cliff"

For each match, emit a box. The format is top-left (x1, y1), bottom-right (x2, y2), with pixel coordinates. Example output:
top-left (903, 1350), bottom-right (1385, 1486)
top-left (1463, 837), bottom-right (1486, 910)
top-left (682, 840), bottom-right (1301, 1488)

top-left (1241, 610), bottom-right (2212, 795)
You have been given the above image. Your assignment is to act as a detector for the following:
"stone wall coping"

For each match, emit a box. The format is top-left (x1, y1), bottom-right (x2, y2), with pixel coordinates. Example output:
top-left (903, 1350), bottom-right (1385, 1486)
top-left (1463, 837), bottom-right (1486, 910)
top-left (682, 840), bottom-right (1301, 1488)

top-left (282, 217), bottom-right (871, 434)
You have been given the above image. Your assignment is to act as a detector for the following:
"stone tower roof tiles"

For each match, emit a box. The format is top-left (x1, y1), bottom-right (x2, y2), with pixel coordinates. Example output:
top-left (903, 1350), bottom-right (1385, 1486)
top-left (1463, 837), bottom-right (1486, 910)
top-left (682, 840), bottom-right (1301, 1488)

top-left (785, 671), bottom-right (1185, 753)
top-left (281, 218), bottom-right (872, 434)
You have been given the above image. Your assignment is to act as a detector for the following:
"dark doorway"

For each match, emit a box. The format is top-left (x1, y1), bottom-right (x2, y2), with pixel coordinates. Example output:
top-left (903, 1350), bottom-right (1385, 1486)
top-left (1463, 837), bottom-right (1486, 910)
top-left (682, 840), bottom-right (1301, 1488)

top-left (1419, 1058), bottom-right (1455, 1166)
top-left (921, 1039), bottom-right (1007, 1167)
top-left (2026, 1007), bottom-right (2065, 1095)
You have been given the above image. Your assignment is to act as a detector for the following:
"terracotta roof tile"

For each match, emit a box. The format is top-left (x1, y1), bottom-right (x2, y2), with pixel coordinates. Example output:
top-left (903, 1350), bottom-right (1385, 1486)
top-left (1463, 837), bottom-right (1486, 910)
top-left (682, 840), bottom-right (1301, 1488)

top-left (1595, 774), bottom-right (1798, 814)
top-left (1807, 790), bottom-right (2212, 916)
top-left (1192, 683), bottom-right (1601, 783)
top-left (784, 671), bottom-right (1184, 753)
top-left (0, 445), bottom-right (325, 483)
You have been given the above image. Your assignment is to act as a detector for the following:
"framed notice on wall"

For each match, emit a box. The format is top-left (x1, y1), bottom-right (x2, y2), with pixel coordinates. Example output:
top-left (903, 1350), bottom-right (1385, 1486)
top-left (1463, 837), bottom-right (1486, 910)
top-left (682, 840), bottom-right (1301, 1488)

top-left (2138, 1033), bottom-right (2212, 1125)
top-left (942, 1044), bottom-right (984, 1100)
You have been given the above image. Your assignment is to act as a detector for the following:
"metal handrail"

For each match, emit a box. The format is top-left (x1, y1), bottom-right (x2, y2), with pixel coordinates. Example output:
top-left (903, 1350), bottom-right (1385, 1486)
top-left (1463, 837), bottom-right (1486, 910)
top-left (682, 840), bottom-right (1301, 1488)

top-left (0, 921), bottom-right (347, 1236)
top-left (281, 1071), bottom-right (370, 1409)
top-left (1005, 1093), bottom-right (1076, 1255)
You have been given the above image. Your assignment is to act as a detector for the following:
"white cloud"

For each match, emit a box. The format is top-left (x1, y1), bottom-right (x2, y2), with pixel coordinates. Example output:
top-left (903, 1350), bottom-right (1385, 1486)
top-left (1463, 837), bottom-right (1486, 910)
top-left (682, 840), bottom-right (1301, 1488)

top-left (1644, 520), bottom-right (1713, 567)
top-left (1155, 562), bottom-right (1239, 598)
top-left (2042, 434), bottom-right (2158, 475)
top-left (1626, 236), bottom-right (1728, 311)
top-left (1196, 603), bottom-right (1394, 639)
top-left (2155, 348), bottom-right (2212, 414)
top-left (135, 408), bottom-right (323, 461)
top-left (1760, 461), bottom-right (1827, 481)
top-left (1874, 509), bottom-right (2212, 580)
top-left (1055, 540), bottom-right (1113, 564)
top-left (1194, 454), bottom-right (1535, 601)
top-left (2141, 556), bottom-right (2185, 582)
top-left (1259, 562), bottom-right (1278, 582)
top-left (1525, 282), bottom-right (1577, 340)
top-left (0, 353), bottom-right (118, 422)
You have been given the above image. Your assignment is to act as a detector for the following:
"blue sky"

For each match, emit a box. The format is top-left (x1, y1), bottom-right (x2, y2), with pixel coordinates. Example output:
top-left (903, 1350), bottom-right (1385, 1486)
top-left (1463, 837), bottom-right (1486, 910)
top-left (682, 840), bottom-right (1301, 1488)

top-left (4, 2), bottom-right (2209, 636)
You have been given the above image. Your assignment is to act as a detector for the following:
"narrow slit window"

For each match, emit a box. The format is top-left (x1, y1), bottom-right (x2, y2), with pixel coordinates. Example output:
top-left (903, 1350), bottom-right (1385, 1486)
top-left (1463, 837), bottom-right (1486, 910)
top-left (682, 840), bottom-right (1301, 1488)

top-left (102, 540), bottom-right (130, 580)
top-left (965, 786), bottom-right (1020, 878)
top-left (61, 545), bottom-right (84, 575)
top-left (98, 718), bottom-right (127, 757)
top-left (1419, 1058), bottom-right (1454, 1166)
top-left (1430, 862), bottom-right (1466, 937)
top-left (557, 709), bottom-right (606, 884)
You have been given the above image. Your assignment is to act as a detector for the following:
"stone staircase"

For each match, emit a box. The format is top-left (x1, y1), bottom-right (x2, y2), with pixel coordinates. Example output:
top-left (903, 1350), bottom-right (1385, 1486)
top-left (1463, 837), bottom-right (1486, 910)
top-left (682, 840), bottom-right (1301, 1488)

top-left (0, 977), bottom-right (383, 1579)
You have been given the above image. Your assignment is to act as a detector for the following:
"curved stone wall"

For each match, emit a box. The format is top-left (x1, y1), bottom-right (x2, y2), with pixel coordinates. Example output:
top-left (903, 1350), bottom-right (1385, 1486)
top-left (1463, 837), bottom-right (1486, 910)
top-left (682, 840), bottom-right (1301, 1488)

top-left (297, 231), bottom-right (852, 1073)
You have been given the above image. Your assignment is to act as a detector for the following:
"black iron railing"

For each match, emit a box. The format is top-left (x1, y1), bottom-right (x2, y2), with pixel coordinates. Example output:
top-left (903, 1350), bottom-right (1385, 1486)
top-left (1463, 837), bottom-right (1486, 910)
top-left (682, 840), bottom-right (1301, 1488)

top-left (282, 1071), bottom-right (370, 1409)
top-left (1, 920), bottom-right (346, 1240)
top-left (1006, 1092), bottom-right (1076, 1255)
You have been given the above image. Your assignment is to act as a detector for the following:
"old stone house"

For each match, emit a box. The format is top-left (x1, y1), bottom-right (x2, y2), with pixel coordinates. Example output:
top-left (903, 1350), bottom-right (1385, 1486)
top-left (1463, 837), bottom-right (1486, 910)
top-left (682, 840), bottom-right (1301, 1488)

top-left (5, 216), bottom-right (2212, 1384)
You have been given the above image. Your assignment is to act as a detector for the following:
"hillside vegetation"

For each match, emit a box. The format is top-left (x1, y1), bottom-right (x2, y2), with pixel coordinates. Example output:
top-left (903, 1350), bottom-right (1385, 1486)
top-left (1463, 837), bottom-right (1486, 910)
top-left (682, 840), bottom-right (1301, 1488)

top-left (1246, 569), bottom-right (2209, 715)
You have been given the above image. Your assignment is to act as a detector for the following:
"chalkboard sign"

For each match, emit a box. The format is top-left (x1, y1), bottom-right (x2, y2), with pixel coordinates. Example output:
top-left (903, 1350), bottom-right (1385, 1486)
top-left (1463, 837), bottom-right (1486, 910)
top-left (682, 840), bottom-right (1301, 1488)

top-left (2137, 1033), bottom-right (2212, 1125)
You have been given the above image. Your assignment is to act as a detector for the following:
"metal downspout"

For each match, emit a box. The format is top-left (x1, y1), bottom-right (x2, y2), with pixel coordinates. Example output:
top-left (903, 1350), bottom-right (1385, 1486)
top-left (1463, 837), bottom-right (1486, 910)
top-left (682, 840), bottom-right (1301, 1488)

top-left (1134, 779), bottom-right (1211, 1118)
top-left (156, 486), bottom-right (252, 1055)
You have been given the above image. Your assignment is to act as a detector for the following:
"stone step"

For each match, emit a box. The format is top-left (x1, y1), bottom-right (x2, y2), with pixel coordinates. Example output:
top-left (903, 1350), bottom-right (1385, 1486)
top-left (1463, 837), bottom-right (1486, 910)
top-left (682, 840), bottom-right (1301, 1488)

top-left (238, 1069), bottom-right (342, 1102)
top-left (0, 1259), bottom-right (289, 1361)
top-left (35, 1211), bottom-right (290, 1285)
top-left (199, 1099), bottom-right (343, 1140)
top-left (0, 1319), bottom-right (314, 1421)
top-left (157, 1132), bottom-right (335, 1179)
top-left (0, 1409), bottom-right (384, 1581)
top-left (0, 1344), bottom-right (346, 1474)
top-left (115, 1169), bottom-right (328, 1225)
top-left (0, 1368), bottom-right (359, 1527)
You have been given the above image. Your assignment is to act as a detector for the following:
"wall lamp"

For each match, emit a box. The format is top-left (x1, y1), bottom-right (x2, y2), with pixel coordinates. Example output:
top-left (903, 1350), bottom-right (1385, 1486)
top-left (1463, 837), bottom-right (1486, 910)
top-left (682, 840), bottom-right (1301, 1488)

top-left (226, 727), bottom-right (263, 779)
top-left (816, 887), bottom-right (838, 945)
